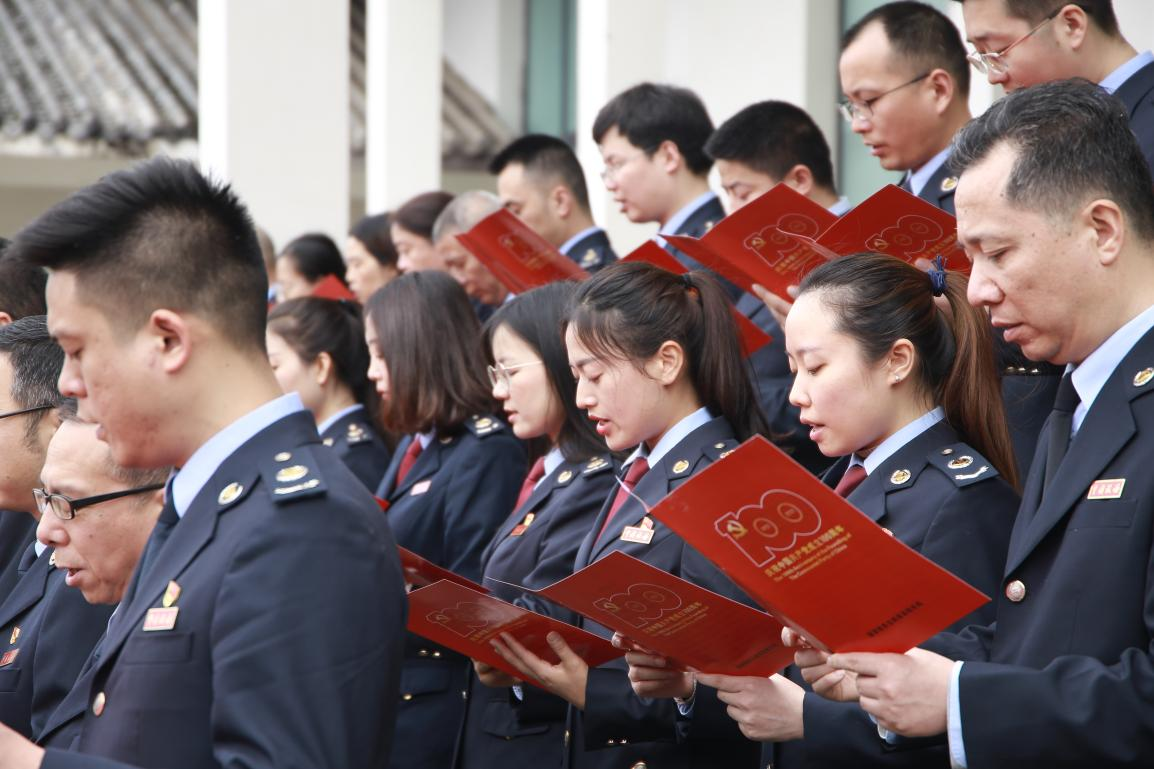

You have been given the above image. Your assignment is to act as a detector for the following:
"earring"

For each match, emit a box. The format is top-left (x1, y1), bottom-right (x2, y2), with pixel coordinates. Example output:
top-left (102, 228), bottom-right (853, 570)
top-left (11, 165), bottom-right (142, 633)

top-left (893, 375), bottom-right (902, 383)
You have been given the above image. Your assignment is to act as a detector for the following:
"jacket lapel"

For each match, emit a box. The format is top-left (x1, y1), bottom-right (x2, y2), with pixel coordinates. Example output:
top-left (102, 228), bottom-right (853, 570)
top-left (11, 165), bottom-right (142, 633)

top-left (1113, 60), bottom-right (1154, 117)
top-left (0, 546), bottom-right (53, 628)
top-left (387, 436), bottom-right (444, 501)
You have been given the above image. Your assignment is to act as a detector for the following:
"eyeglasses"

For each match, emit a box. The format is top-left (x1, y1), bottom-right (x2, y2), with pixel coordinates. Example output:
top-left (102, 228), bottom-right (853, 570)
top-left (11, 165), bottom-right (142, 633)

top-left (600, 150), bottom-right (652, 182)
top-left (839, 73), bottom-right (930, 123)
top-left (966, 7), bottom-right (1062, 76)
top-left (0, 404), bottom-right (54, 420)
top-left (487, 360), bottom-right (543, 390)
top-left (34, 483), bottom-right (165, 521)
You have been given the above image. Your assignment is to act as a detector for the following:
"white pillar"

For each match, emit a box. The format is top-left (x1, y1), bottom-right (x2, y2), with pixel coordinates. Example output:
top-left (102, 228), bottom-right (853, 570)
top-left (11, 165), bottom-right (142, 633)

top-left (199, 0), bottom-right (349, 249)
top-left (364, 0), bottom-right (443, 214)
top-left (576, 0), bottom-right (840, 255)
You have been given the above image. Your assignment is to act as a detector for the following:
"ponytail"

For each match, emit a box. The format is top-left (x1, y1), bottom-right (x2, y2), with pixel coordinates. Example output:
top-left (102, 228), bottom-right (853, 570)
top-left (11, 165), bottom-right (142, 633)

top-left (568, 261), bottom-right (769, 441)
top-left (798, 253), bottom-right (1019, 490)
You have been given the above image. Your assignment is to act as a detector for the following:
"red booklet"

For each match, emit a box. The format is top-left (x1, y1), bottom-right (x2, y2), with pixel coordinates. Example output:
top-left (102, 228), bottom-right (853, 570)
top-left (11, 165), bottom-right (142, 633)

top-left (664, 184), bottom-right (837, 301)
top-left (406, 579), bottom-right (622, 687)
top-left (399, 546), bottom-right (488, 592)
top-left (621, 242), bottom-right (772, 357)
top-left (310, 274), bottom-right (358, 302)
top-left (456, 208), bottom-right (589, 293)
top-left (648, 436), bottom-right (989, 654)
top-left (522, 551), bottom-right (793, 676)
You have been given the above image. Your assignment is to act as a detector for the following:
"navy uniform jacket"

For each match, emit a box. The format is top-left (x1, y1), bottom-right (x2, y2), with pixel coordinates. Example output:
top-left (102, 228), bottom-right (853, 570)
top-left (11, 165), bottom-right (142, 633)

top-left (552, 417), bottom-right (760, 769)
top-left (1115, 59), bottom-right (1154, 172)
top-left (0, 544), bottom-right (110, 739)
top-left (41, 410), bottom-right (407, 769)
top-left (908, 161), bottom-right (958, 216)
top-left (380, 416), bottom-right (526, 769)
top-left (320, 405), bottom-right (391, 491)
top-left (563, 229), bottom-right (617, 274)
top-left (0, 511), bottom-right (36, 606)
top-left (766, 420), bottom-right (1018, 769)
top-left (453, 453), bottom-right (617, 769)
top-left (921, 326), bottom-right (1154, 767)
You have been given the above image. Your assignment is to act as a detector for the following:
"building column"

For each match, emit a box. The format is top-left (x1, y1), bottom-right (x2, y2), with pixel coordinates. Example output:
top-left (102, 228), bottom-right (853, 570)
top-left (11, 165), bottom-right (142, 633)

top-left (199, 0), bottom-right (349, 250)
top-left (364, 0), bottom-right (443, 214)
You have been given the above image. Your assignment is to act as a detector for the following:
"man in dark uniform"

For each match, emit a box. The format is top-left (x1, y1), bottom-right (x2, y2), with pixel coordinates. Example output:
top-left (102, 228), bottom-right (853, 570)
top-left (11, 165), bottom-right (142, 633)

top-left (432, 190), bottom-right (510, 321)
top-left (798, 78), bottom-right (1154, 768)
top-left (0, 157), bottom-right (407, 769)
top-left (490, 134), bottom-right (617, 272)
top-left (0, 244), bottom-right (48, 607)
top-left (0, 318), bottom-right (110, 741)
top-left (954, 0), bottom-right (1154, 170)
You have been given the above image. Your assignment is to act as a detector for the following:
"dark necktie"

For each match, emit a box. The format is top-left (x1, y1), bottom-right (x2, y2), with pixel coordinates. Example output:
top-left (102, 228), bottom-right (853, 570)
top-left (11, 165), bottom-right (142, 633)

top-left (127, 484), bottom-right (179, 603)
top-left (395, 438), bottom-right (423, 486)
top-left (835, 464), bottom-right (867, 498)
top-left (595, 458), bottom-right (650, 543)
top-left (1043, 372), bottom-right (1079, 489)
top-left (514, 457), bottom-right (547, 511)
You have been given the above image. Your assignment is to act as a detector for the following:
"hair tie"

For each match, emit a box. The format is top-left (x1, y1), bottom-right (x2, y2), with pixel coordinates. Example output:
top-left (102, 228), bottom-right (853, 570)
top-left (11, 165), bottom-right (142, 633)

top-left (927, 254), bottom-right (947, 297)
top-left (680, 272), bottom-right (702, 304)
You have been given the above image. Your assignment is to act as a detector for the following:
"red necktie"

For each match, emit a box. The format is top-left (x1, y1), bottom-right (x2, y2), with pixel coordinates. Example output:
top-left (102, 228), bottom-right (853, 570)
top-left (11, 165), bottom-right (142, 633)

top-left (395, 438), bottom-right (423, 486)
top-left (514, 457), bottom-right (548, 511)
top-left (595, 458), bottom-right (650, 543)
top-left (834, 464), bottom-right (867, 498)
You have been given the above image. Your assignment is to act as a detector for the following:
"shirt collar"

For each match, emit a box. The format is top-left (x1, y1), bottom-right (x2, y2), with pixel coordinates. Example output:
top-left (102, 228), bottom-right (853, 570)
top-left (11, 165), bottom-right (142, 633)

top-left (1100, 50), bottom-right (1154, 94)
top-left (316, 403), bottom-right (365, 436)
top-left (658, 191), bottom-right (719, 238)
top-left (34, 541), bottom-right (47, 558)
top-left (541, 446), bottom-right (565, 485)
top-left (908, 147), bottom-right (952, 197)
top-left (559, 226), bottom-right (603, 256)
top-left (625, 406), bottom-right (713, 469)
top-left (828, 196), bottom-right (852, 217)
top-left (171, 393), bottom-right (306, 518)
top-left (1069, 302), bottom-right (1154, 433)
top-left (850, 407), bottom-right (945, 476)
top-left (414, 429), bottom-right (437, 450)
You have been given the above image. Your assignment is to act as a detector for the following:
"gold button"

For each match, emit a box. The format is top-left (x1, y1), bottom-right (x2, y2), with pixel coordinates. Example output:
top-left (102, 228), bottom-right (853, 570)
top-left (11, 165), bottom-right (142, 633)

top-left (432, 651), bottom-right (442, 658)
top-left (92, 691), bottom-right (106, 717)
top-left (402, 693), bottom-right (413, 701)
top-left (714, 442), bottom-right (725, 449)
top-left (940, 448), bottom-right (954, 455)
top-left (274, 451), bottom-right (292, 462)
top-left (1005, 579), bottom-right (1026, 603)
top-left (607, 739), bottom-right (616, 746)
top-left (417, 649), bottom-right (429, 657)
top-left (631, 763), bottom-right (648, 769)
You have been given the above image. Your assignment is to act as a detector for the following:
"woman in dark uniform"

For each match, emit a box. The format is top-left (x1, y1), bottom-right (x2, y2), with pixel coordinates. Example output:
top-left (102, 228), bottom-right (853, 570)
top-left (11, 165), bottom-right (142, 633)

top-left (266, 296), bottom-right (391, 490)
top-left (366, 270), bottom-right (527, 769)
top-left (454, 281), bottom-right (617, 768)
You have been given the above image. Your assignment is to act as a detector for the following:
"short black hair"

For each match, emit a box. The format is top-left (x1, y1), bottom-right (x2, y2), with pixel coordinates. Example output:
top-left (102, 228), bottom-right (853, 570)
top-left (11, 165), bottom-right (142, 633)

top-left (392, 191), bottom-right (455, 240)
top-left (488, 134), bottom-right (591, 212)
top-left (8, 157), bottom-right (268, 351)
top-left (350, 213), bottom-right (399, 268)
top-left (0, 315), bottom-right (65, 445)
top-left (280, 233), bottom-right (348, 284)
top-left (951, 78), bottom-right (1154, 241)
top-left (844, 1), bottom-right (971, 98)
top-left (0, 239), bottom-right (47, 320)
top-left (592, 83), bottom-right (714, 177)
top-left (950, 0), bottom-right (1119, 37)
top-left (705, 101), bottom-right (836, 189)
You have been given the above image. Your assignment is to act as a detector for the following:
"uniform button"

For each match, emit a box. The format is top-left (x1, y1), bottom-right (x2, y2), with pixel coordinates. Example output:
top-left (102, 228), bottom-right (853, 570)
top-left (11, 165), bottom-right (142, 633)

top-left (1005, 579), bottom-right (1026, 603)
top-left (432, 651), bottom-right (442, 658)
top-left (631, 763), bottom-right (648, 769)
top-left (92, 691), bottom-right (106, 717)
top-left (417, 649), bottom-right (429, 657)
top-left (606, 739), bottom-right (616, 745)
top-left (402, 693), bottom-right (413, 701)
top-left (461, 690), bottom-right (468, 700)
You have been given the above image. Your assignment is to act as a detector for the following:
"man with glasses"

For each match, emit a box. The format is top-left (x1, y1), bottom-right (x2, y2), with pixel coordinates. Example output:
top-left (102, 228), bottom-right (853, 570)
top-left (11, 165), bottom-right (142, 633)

top-left (32, 407), bottom-right (167, 751)
top-left (839, 1), bottom-right (973, 215)
top-left (953, 1), bottom-right (1154, 168)
top-left (0, 317), bottom-right (110, 740)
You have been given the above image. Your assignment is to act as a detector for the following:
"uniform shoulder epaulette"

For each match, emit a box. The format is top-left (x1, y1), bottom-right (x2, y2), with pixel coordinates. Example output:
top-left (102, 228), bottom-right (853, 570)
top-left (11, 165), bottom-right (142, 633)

top-left (582, 455), bottom-right (613, 477)
top-left (260, 445), bottom-right (330, 504)
top-left (703, 438), bottom-right (740, 462)
top-left (926, 443), bottom-right (999, 487)
top-left (345, 421), bottom-right (373, 446)
top-left (464, 415), bottom-right (505, 438)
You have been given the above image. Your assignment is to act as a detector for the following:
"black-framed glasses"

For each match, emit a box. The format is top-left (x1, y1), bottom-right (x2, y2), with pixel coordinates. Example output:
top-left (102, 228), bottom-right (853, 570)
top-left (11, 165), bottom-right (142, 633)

top-left (839, 72), bottom-right (931, 123)
top-left (966, 6), bottom-right (1063, 76)
top-left (0, 404), bottom-right (54, 420)
top-left (34, 483), bottom-right (165, 521)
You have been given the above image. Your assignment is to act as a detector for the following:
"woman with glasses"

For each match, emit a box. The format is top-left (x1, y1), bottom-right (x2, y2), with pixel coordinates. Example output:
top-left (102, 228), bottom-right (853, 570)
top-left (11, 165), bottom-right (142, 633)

top-left (267, 297), bottom-right (391, 491)
top-left (454, 282), bottom-right (617, 769)
top-left (365, 271), bottom-right (526, 769)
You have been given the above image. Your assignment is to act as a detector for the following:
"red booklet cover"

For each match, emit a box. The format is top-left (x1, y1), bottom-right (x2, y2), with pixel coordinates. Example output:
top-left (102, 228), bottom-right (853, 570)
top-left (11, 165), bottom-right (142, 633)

top-left (621, 242), bottom-right (772, 357)
top-left (310, 274), bottom-right (358, 302)
top-left (456, 208), bottom-right (589, 294)
top-left (664, 184), bottom-right (837, 301)
top-left (398, 546), bottom-right (488, 592)
top-left (524, 551), bottom-right (793, 676)
top-left (648, 436), bottom-right (989, 654)
top-left (406, 579), bottom-right (622, 687)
